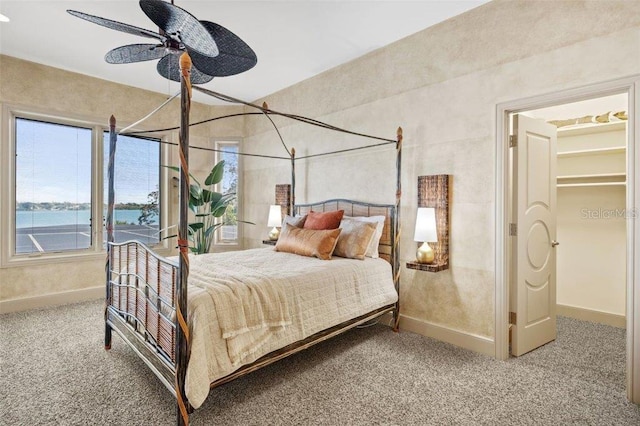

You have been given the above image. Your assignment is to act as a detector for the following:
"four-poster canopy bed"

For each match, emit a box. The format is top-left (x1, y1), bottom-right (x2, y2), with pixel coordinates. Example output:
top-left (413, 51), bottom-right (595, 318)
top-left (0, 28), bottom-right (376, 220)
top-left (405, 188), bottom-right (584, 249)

top-left (64, 2), bottom-right (403, 423)
top-left (104, 53), bottom-right (403, 425)
top-left (68, 0), bottom-right (402, 424)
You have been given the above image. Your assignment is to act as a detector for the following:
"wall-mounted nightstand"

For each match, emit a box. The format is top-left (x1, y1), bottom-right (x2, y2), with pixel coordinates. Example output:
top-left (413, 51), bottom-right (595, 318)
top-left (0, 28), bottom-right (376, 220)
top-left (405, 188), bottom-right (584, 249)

top-left (262, 240), bottom-right (277, 246)
top-left (407, 174), bottom-right (451, 273)
top-left (406, 261), bottom-right (448, 273)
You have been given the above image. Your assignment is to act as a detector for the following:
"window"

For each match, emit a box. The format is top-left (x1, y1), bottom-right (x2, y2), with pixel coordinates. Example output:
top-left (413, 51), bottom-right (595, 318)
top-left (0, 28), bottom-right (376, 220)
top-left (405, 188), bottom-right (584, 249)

top-left (3, 109), bottom-right (166, 266)
top-left (15, 118), bottom-right (93, 254)
top-left (103, 132), bottom-right (160, 246)
top-left (215, 141), bottom-right (240, 246)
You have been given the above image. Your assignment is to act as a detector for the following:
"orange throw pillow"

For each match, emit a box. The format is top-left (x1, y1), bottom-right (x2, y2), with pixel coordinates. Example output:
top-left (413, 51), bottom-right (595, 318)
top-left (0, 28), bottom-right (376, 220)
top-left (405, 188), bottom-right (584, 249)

top-left (303, 210), bottom-right (344, 230)
top-left (275, 224), bottom-right (341, 260)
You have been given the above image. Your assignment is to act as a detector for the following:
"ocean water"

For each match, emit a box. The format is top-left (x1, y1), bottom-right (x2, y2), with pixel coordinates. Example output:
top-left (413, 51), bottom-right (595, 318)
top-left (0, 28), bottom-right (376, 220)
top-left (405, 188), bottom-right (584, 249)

top-left (16, 209), bottom-right (157, 228)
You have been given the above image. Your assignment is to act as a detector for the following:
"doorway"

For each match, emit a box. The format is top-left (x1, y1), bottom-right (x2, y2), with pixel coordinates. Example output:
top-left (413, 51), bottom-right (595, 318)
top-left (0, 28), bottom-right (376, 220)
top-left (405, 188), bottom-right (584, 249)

top-left (495, 76), bottom-right (640, 404)
top-left (521, 94), bottom-right (628, 332)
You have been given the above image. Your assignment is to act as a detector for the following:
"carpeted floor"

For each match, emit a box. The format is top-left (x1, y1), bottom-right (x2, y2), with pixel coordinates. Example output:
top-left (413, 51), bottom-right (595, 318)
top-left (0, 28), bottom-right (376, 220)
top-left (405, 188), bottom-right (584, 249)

top-left (1, 300), bottom-right (639, 425)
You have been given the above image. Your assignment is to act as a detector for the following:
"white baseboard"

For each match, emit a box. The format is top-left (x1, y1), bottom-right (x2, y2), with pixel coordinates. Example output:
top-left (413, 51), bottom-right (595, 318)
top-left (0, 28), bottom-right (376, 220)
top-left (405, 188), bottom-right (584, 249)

top-left (399, 314), bottom-right (495, 357)
top-left (0, 286), bottom-right (103, 314)
top-left (557, 304), bottom-right (626, 328)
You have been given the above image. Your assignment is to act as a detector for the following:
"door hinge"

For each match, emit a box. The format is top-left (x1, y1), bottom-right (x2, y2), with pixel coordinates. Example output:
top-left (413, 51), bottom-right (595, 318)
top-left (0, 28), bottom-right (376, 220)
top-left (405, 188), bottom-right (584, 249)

top-left (509, 223), bottom-right (517, 236)
top-left (510, 312), bottom-right (517, 325)
top-left (509, 135), bottom-right (517, 148)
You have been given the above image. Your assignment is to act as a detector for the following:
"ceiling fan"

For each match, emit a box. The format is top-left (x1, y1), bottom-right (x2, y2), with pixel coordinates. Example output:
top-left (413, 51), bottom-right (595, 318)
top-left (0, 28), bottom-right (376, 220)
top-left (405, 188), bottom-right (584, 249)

top-left (67, 0), bottom-right (257, 84)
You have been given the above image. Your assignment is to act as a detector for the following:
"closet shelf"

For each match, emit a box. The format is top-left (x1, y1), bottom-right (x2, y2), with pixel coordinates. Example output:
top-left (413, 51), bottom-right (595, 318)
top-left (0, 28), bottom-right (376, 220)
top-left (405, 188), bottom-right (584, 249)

top-left (557, 172), bottom-right (625, 179)
top-left (557, 182), bottom-right (626, 188)
top-left (557, 146), bottom-right (626, 158)
top-left (557, 120), bottom-right (626, 136)
top-left (557, 172), bottom-right (626, 187)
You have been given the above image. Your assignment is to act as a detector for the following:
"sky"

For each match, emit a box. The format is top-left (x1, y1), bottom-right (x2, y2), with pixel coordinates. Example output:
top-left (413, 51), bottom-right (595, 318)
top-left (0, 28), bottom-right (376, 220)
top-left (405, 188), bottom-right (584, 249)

top-left (16, 118), bottom-right (92, 204)
top-left (16, 118), bottom-right (159, 205)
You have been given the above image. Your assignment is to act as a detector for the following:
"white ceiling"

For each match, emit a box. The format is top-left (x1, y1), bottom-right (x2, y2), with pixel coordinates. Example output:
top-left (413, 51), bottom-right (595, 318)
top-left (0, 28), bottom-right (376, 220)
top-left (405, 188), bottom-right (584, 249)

top-left (0, 1), bottom-right (489, 105)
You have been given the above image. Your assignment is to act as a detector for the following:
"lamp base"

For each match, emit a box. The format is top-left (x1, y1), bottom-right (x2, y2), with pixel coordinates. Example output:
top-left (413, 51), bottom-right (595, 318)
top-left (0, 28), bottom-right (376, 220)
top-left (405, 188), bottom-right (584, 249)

top-left (416, 242), bottom-right (435, 264)
top-left (268, 227), bottom-right (280, 241)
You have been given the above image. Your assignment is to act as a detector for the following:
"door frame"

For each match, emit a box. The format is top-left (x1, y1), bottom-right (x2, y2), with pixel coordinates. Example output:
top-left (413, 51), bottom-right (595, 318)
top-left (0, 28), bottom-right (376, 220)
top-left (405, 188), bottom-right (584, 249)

top-left (494, 75), bottom-right (640, 404)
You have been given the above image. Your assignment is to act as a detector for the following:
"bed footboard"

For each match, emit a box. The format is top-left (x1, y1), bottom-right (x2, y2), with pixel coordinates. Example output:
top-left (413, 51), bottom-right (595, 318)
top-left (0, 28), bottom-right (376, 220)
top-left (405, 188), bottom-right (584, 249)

top-left (105, 241), bottom-right (179, 394)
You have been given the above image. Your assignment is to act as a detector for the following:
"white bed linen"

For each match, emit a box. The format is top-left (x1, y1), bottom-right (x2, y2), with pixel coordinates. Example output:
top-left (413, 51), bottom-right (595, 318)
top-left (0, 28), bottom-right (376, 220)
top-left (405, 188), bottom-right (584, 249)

top-left (183, 247), bottom-right (398, 408)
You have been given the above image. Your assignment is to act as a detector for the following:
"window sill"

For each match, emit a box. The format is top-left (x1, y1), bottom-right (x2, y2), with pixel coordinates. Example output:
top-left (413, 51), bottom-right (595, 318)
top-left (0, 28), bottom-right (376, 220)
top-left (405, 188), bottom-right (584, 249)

top-left (2, 251), bottom-right (107, 269)
top-left (2, 244), bottom-right (170, 269)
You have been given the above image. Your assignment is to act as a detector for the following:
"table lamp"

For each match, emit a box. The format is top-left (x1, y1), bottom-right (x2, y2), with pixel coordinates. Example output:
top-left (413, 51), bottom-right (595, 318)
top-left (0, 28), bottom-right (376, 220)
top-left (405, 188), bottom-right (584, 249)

top-left (414, 207), bottom-right (438, 264)
top-left (267, 205), bottom-right (282, 240)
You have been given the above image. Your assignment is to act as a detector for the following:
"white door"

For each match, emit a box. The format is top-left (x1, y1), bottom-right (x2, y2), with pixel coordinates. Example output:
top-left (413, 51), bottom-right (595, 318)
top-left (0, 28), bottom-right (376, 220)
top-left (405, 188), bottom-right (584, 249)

top-left (511, 114), bottom-right (558, 357)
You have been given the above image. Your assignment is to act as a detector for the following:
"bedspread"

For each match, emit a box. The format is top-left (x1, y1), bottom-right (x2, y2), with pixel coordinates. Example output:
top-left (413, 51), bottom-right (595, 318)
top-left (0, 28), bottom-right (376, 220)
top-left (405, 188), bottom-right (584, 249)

top-left (183, 248), bottom-right (398, 408)
top-left (188, 254), bottom-right (292, 365)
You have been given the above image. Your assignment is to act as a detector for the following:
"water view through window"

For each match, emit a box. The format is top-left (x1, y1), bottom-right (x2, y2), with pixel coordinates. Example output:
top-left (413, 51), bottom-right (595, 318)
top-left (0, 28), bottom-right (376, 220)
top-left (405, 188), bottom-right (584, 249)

top-left (103, 132), bottom-right (160, 246)
top-left (15, 118), bottom-right (92, 254)
top-left (13, 117), bottom-right (161, 255)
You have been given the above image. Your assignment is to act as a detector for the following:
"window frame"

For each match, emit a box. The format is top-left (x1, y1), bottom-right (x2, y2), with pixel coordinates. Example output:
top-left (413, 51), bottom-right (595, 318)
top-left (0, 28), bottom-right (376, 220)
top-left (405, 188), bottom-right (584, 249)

top-left (211, 138), bottom-right (243, 250)
top-left (0, 104), bottom-right (170, 268)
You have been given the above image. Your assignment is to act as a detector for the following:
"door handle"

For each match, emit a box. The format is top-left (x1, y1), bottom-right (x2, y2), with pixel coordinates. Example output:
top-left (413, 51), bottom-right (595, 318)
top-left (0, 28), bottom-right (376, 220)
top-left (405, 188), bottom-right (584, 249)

top-left (551, 241), bottom-right (560, 247)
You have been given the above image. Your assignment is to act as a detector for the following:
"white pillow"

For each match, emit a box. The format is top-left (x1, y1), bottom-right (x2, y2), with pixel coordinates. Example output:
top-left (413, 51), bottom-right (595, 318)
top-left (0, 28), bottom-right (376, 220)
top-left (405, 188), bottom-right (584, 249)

top-left (343, 215), bottom-right (386, 258)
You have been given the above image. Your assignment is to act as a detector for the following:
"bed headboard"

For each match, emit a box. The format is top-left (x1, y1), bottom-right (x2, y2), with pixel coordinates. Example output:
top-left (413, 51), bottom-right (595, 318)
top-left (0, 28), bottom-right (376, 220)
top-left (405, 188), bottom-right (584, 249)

top-left (294, 199), bottom-right (397, 263)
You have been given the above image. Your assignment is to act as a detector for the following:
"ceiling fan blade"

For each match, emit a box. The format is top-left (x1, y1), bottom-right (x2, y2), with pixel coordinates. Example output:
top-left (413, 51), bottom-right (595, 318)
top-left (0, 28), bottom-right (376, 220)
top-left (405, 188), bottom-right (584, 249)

top-left (105, 44), bottom-right (167, 64)
top-left (188, 21), bottom-right (257, 77)
top-left (67, 10), bottom-right (164, 42)
top-left (139, 0), bottom-right (218, 57)
top-left (157, 54), bottom-right (214, 85)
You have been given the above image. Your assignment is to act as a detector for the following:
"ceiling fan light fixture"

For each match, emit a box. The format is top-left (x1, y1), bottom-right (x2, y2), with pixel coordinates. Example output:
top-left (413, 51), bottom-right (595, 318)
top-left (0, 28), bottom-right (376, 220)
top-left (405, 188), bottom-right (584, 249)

top-left (68, 1), bottom-right (256, 84)
top-left (139, 0), bottom-right (218, 58)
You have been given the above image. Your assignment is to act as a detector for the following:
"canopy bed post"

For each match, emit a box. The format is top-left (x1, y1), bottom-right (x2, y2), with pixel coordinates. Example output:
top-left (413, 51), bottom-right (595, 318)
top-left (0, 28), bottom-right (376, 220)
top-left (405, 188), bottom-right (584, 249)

top-left (393, 127), bottom-right (403, 331)
top-left (290, 147), bottom-right (296, 214)
top-left (105, 115), bottom-right (117, 349)
top-left (176, 52), bottom-right (193, 426)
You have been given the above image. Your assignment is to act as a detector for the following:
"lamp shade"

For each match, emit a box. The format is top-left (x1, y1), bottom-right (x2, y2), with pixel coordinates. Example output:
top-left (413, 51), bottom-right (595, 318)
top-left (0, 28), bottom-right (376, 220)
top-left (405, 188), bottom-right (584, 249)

top-left (413, 207), bottom-right (438, 242)
top-left (267, 205), bottom-right (282, 227)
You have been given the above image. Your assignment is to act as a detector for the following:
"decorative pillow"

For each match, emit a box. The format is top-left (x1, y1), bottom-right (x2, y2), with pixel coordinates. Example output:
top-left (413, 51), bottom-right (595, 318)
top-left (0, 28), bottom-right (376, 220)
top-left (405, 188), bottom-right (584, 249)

top-left (333, 219), bottom-right (377, 260)
top-left (275, 223), bottom-right (342, 260)
top-left (283, 214), bottom-right (307, 228)
top-left (303, 210), bottom-right (344, 230)
top-left (343, 215), bottom-right (386, 258)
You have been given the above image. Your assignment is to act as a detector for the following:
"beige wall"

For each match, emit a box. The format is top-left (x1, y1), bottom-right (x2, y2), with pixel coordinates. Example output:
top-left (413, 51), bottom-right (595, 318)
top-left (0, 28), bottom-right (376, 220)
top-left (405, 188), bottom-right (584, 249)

top-left (241, 0), bottom-right (640, 339)
top-left (0, 55), bottom-right (244, 306)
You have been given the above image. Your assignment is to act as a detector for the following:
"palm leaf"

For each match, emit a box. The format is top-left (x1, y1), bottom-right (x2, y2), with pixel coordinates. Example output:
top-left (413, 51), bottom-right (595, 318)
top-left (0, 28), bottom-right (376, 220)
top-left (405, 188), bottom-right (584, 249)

top-left (204, 160), bottom-right (225, 186)
top-left (202, 189), bottom-right (222, 204)
top-left (188, 222), bottom-right (204, 231)
top-left (212, 204), bottom-right (228, 217)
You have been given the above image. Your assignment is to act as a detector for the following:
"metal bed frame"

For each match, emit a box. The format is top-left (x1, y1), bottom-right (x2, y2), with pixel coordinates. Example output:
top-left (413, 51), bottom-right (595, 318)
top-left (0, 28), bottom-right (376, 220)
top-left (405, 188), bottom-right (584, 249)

top-left (103, 53), bottom-right (403, 426)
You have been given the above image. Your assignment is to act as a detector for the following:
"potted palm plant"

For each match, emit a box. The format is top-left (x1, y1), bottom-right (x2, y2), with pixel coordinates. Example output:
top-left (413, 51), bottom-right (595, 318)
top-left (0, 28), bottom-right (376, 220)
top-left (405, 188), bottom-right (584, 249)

top-left (166, 160), bottom-right (249, 254)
